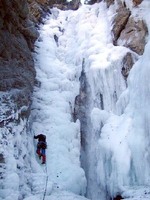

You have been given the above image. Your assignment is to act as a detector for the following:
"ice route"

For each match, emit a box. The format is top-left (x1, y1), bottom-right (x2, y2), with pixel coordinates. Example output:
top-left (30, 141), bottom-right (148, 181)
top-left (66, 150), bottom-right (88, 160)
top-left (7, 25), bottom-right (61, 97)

top-left (29, 5), bottom-right (89, 200)
top-left (29, 1), bottom-right (150, 200)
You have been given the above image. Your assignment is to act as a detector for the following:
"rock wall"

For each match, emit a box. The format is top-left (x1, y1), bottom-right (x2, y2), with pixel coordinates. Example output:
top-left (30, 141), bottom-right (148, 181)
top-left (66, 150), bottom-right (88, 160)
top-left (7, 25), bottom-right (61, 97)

top-left (111, 0), bottom-right (147, 54)
top-left (117, 17), bottom-right (148, 55)
top-left (0, 1), bottom-right (39, 198)
top-left (111, 0), bottom-right (147, 78)
top-left (27, 0), bottom-right (81, 22)
top-left (0, 0), bottom-right (38, 127)
top-left (108, 0), bottom-right (147, 56)
top-left (28, 0), bottom-right (51, 22)
top-left (0, 0), bottom-right (82, 127)
top-left (104, 0), bottom-right (143, 7)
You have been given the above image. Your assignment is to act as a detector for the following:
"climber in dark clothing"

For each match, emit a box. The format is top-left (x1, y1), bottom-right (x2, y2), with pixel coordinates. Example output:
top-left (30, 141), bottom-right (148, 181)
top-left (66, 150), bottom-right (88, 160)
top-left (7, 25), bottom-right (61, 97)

top-left (34, 134), bottom-right (47, 164)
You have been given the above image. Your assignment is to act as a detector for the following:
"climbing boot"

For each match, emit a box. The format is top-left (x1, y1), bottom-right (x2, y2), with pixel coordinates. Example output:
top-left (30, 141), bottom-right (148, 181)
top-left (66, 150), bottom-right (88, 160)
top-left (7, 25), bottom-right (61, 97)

top-left (42, 155), bottom-right (46, 164)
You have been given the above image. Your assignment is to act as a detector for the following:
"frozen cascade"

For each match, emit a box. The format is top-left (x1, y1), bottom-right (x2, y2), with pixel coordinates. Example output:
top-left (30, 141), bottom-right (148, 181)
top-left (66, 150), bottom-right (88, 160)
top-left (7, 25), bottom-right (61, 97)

top-left (28, 1), bottom-right (150, 200)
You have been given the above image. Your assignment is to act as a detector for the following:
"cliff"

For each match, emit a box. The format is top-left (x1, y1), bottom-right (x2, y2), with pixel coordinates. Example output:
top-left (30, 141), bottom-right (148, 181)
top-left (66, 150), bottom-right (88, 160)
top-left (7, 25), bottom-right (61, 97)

top-left (0, 0), bottom-right (38, 127)
top-left (0, 0), bottom-right (149, 199)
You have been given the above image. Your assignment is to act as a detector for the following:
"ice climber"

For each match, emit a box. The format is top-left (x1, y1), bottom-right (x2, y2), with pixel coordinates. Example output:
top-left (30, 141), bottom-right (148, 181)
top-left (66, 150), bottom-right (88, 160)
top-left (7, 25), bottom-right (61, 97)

top-left (34, 134), bottom-right (47, 164)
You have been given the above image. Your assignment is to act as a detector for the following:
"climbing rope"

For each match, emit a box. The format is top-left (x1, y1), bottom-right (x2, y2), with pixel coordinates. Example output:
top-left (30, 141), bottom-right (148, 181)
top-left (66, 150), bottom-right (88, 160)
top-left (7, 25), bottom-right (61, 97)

top-left (33, 132), bottom-right (48, 200)
top-left (42, 160), bottom-right (48, 200)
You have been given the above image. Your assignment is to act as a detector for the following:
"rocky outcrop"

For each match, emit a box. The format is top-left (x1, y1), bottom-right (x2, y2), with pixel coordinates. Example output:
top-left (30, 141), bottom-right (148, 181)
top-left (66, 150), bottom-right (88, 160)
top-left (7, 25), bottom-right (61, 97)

top-left (27, 0), bottom-right (51, 22)
top-left (74, 59), bottom-right (90, 148)
top-left (28, 0), bottom-right (81, 21)
top-left (110, 0), bottom-right (147, 80)
top-left (104, 0), bottom-right (143, 7)
top-left (0, 0), bottom-right (38, 124)
top-left (0, 2), bottom-right (39, 198)
top-left (133, 0), bottom-right (143, 6)
top-left (121, 52), bottom-right (138, 79)
top-left (112, 1), bottom-right (131, 45)
top-left (112, 0), bottom-right (148, 55)
top-left (117, 17), bottom-right (148, 55)
top-left (104, 0), bottom-right (114, 7)
top-left (0, 1), bottom-right (38, 199)
top-left (67, 0), bottom-right (81, 10)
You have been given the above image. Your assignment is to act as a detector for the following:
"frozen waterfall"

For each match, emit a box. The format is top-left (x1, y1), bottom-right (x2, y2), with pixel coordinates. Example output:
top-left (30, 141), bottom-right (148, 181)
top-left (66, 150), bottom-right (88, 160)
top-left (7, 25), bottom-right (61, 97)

top-left (2, 1), bottom-right (150, 200)
top-left (30, 1), bottom-right (150, 200)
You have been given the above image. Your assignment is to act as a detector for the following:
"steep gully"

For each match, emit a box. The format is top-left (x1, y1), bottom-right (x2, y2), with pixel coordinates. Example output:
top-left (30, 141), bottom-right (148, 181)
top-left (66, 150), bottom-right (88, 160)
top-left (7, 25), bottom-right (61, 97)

top-left (32, 2), bottom-right (148, 200)
top-left (0, 0), bottom-right (148, 199)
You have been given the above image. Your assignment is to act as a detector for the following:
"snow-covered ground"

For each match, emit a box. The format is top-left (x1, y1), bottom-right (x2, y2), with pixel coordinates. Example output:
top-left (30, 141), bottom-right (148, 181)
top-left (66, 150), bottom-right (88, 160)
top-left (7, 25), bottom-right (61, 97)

top-left (1, 0), bottom-right (150, 200)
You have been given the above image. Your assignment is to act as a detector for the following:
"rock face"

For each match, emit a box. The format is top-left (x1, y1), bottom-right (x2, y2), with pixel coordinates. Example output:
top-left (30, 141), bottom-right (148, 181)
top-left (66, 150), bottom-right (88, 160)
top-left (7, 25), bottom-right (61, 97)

top-left (103, 0), bottom-right (147, 80)
top-left (112, 0), bottom-right (147, 56)
top-left (133, 0), bottom-right (143, 6)
top-left (0, 1), bottom-right (39, 198)
top-left (0, 0), bottom-right (38, 125)
top-left (27, 0), bottom-right (51, 22)
top-left (121, 52), bottom-right (138, 79)
top-left (27, 0), bottom-right (81, 21)
top-left (117, 17), bottom-right (148, 55)
top-left (104, 0), bottom-right (143, 7)
top-left (107, 0), bottom-right (147, 75)
top-left (110, 0), bottom-right (147, 78)
top-left (104, 0), bottom-right (114, 7)
top-left (112, 2), bottom-right (131, 45)
top-left (74, 59), bottom-right (90, 150)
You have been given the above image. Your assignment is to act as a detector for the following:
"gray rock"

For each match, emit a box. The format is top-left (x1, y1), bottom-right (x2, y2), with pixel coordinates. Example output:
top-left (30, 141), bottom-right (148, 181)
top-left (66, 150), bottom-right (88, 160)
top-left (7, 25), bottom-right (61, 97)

top-left (0, 154), bottom-right (5, 164)
top-left (0, 0), bottom-right (37, 122)
top-left (121, 52), bottom-right (138, 79)
top-left (104, 0), bottom-right (115, 7)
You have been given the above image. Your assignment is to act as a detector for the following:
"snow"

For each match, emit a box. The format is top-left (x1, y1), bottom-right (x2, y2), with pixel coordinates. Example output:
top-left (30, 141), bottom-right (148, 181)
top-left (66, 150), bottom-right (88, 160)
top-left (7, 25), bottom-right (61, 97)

top-left (24, 190), bottom-right (89, 200)
top-left (1, 0), bottom-right (150, 200)
top-left (123, 186), bottom-right (150, 200)
top-left (45, 191), bottom-right (90, 200)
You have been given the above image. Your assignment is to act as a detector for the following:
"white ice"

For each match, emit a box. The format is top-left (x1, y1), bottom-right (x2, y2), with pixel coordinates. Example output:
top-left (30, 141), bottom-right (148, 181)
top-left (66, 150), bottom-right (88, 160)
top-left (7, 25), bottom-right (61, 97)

top-left (22, 1), bottom-right (150, 199)
top-left (1, 0), bottom-right (150, 200)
